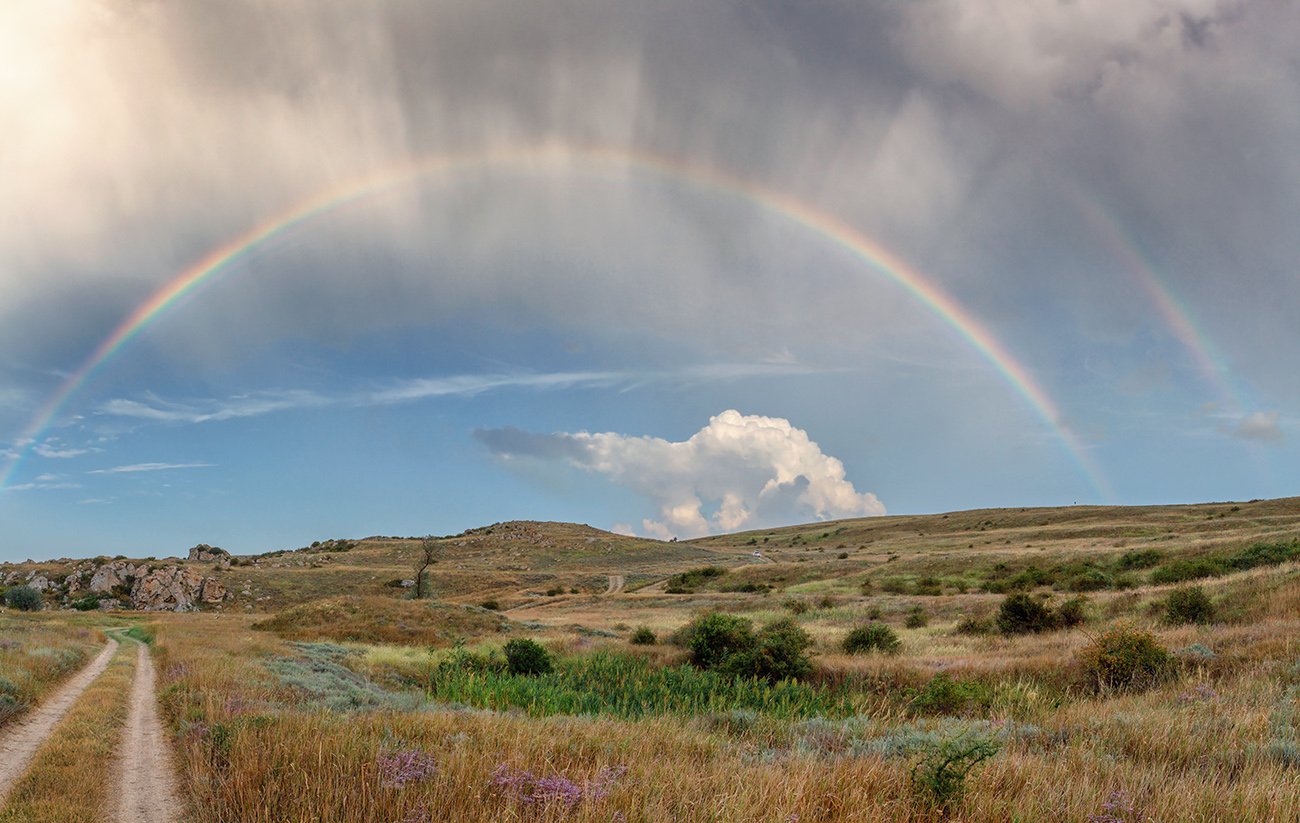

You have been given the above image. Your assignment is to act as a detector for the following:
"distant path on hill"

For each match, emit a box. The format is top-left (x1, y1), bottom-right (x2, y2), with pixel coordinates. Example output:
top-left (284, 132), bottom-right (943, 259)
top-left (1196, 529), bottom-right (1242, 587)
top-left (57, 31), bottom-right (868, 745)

top-left (604, 575), bottom-right (625, 594)
top-left (113, 641), bottom-right (182, 823)
top-left (0, 638), bottom-right (118, 804)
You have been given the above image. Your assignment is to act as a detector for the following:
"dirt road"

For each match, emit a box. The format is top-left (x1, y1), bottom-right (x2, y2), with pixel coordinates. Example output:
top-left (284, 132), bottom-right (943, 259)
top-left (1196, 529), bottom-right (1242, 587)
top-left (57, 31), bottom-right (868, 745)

top-left (604, 574), bottom-right (625, 594)
top-left (0, 638), bottom-right (118, 804)
top-left (113, 641), bottom-right (182, 823)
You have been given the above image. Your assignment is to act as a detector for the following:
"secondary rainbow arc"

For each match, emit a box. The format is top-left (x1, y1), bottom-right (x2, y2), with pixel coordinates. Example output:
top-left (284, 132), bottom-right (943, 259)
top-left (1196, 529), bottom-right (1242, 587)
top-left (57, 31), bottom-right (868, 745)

top-left (0, 143), bottom-right (1113, 498)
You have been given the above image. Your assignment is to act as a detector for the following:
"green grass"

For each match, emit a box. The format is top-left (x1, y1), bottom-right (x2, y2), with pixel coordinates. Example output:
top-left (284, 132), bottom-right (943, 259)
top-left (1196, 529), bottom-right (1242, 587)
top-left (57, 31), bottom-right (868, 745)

top-left (425, 651), bottom-right (853, 720)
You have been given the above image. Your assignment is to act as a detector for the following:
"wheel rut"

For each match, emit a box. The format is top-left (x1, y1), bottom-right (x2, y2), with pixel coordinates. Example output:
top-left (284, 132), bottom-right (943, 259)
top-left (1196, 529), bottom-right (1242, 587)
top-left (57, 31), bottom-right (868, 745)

top-left (113, 641), bottom-right (182, 823)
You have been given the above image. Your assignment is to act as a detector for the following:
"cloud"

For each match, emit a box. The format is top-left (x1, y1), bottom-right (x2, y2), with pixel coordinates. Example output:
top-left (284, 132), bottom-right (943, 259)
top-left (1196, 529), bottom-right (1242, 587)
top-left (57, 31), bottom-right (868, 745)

top-left (1233, 411), bottom-right (1284, 444)
top-left (96, 365), bottom-right (824, 426)
top-left (477, 409), bottom-right (884, 538)
top-left (7, 480), bottom-right (82, 491)
top-left (88, 462), bottom-right (214, 474)
top-left (33, 441), bottom-right (97, 459)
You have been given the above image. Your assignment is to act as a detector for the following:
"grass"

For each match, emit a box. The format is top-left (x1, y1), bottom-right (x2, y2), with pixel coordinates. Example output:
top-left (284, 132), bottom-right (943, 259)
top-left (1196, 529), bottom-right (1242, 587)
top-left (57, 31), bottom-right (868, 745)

top-left (424, 650), bottom-right (852, 719)
top-left (251, 596), bottom-right (509, 646)
top-left (0, 637), bottom-right (135, 823)
top-left (6, 500), bottom-right (1300, 820)
top-left (0, 613), bottom-right (101, 730)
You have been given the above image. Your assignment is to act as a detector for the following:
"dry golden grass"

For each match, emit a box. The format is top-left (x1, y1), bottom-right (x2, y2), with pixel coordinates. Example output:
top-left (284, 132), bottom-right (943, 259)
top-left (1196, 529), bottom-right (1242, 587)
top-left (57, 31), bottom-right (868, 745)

top-left (0, 612), bottom-right (102, 730)
top-left (0, 634), bottom-right (136, 823)
top-left (250, 595), bottom-right (511, 646)
top-left (147, 564), bottom-right (1300, 822)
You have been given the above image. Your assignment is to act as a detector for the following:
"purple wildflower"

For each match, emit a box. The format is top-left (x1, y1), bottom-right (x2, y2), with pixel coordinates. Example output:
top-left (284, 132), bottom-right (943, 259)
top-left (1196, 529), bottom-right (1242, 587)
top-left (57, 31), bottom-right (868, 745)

top-left (490, 763), bottom-right (627, 810)
top-left (1178, 684), bottom-right (1218, 704)
top-left (1087, 790), bottom-right (1143, 823)
top-left (377, 749), bottom-right (439, 789)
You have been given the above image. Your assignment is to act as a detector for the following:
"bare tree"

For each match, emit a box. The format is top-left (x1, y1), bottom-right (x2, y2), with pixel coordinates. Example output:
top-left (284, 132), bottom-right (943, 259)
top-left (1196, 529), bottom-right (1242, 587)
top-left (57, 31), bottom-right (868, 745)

top-left (413, 536), bottom-right (440, 600)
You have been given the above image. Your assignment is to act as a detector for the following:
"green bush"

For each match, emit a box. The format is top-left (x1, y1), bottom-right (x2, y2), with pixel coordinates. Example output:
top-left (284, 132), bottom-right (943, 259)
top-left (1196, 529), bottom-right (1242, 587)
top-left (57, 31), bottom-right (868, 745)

top-left (4, 585), bottom-right (42, 611)
top-left (1077, 624), bottom-right (1173, 693)
top-left (953, 615), bottom-right (993, 636)
top-left (720, 581), bottom-right (772, 594)
top-left (1165, 586), bottom-right (1215, 625)
top-left (722, 618), bottom-right (813, 683)
top-left (1068, 569), bottom-right (1112, 592)
top-left (1115, 549), bottom-right (1162, 570)
top-left (1055, 596), bottom-right (1088, 628)
top-left (905, 605), bottom-right (928, 629)
top-left (70, 593), bottom-right (103, 611)
top-left (679, 612), bottom-right (814, 682)
top-left (842, 623), bottom-right (901, 655)
top-left (908, 673), bottom-right (994, 717)
top-left (629, 626), bottom-right (657, 645)
top-left (664, 566), bottom-right (727, 594)
top-left (783, 598), bottom-right (810, 615)
top-left (680, 612), bottom-right (756, 671)
top-left (996, 593), bottom-right (1055, 635)
top-left (479, 599), bottom-right (501, 611)
top-left (910, 730), bottom-right (1000, 812)
top-left (1150, 558), bottom-right (1224, 585)
top-left (503, 638), bottom-right (553, 676)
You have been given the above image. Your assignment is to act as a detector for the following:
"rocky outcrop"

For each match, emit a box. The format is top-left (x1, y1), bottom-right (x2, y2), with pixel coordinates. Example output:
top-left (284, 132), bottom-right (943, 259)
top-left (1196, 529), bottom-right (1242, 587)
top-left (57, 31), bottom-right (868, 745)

top-left (188, 544), bottom-right (230, 566)
top-left (89, 561), bottom-right (142, 594)
top-left (130, 566), bottom-right (227, 611)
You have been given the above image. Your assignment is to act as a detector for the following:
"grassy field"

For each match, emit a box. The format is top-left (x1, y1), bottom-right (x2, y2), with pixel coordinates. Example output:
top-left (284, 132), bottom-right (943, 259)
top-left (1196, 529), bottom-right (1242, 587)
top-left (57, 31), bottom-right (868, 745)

top-left (0, 613), bottom-right (103, 730)
top-left (4, 498), bottom-right (1300, 820)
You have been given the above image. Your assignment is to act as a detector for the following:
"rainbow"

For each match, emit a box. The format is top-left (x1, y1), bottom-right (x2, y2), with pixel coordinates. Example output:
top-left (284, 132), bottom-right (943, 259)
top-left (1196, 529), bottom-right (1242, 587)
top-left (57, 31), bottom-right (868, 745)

top-left (0, 142), bottom-right (1112, 497)
top-left (1069, 188), bottom-right (1249, 414)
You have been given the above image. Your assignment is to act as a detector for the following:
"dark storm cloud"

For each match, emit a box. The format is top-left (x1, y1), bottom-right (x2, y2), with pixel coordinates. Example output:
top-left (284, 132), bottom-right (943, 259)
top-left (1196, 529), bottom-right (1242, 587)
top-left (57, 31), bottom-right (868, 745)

top-left (2, 0), bottom-right (1298, 420)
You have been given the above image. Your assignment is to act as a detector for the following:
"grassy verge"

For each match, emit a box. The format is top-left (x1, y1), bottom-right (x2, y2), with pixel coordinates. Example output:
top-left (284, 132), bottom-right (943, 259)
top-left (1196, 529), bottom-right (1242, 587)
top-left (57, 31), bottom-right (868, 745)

top-left (0, 637), bottom-right (135, 823)
top-left (0, 613), bottom-right (101, 731)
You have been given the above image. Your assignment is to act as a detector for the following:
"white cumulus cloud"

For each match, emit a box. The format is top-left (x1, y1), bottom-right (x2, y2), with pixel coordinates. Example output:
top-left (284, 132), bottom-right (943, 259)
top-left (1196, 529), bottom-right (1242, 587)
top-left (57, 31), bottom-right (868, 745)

top-left (477, 410), bottom-right (884, 539)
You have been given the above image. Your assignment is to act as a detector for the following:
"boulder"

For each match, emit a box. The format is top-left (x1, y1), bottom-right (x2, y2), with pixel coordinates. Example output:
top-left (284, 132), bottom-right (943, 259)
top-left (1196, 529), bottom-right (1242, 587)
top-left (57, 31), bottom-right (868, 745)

top-left (28, 575), bottom-right (50, 591)
top-left (199, 577), bottom-right (227, 604)
top-left (88, 561), bottom-right (140, 594)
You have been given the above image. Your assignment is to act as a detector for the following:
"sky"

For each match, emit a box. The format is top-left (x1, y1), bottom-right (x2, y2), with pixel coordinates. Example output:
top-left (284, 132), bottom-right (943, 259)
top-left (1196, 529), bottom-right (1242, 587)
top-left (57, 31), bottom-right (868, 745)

top-left (2, 0), bottom-right (1298, 559)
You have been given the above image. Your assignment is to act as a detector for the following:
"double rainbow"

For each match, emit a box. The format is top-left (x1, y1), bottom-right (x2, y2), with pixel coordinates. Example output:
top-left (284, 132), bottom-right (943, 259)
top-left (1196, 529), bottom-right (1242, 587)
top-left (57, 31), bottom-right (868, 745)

top-left (0, 143), bottom-right (1112, 497)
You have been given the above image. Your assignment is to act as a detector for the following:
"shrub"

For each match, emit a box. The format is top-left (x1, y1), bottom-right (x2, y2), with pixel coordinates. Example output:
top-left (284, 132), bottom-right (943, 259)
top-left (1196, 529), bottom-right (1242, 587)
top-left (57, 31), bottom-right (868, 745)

top-left (842, 623), bottom-right (901, 655)
top-left (1165, 586), bottom-right (1215, 625)
top-left (720, 581), bottom-right (772, 594)
top-left (70, 593), bottom-right (102, 612)
top-left (909, 730), bottom-right (1000, 812)
top-left (783, 598), bottom-right (810, 615)
top-left (953, 615), bottom-right (993, 636)
top-left (1077, 624), bottom-right (1173, 693)
top-left (664, 566), bottom-right (727, 593)
top-left (479, 599), bottom-right (501, 611)
top-left (629, 626), bottom-right (657, 645)
top-left (996, 593), bottom-right (1055, 635)
top-left (678, 613), bottom-right (813, 682)
top-left (503, 639), bottom-right (553, 676)
top-left (1055, 596), bottom-right (1088, 628)
top-left (908, 673), bottom-right (994, 717)
top-left (1068, 569), bottom-right (1112, 592)
top-left (722, 618), bottom-right (814, 683)
top-left (913, 576), bottom-right (943, 596)
top-left (4, 585), bottom-right (42, 611)
top-left (816, 595), bottom-right (836, 610)
top-left (1116, 549), bottom-right (1162, 570)
top-left (545, 586), bottom-right (565, 597)
top-left (905, 606), bottom-right (928, 629)
top-left (880, 577), bottom-right (910, 594)
top-left (1150, 558), bottom-right (1224, 585)
top-left (681, 613), bottom-right (756, 671)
